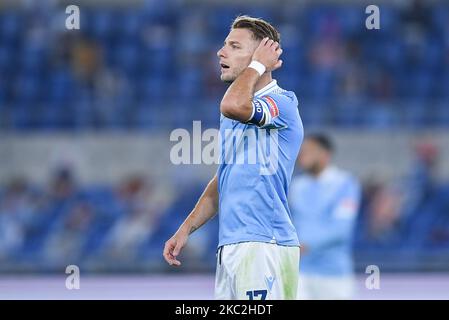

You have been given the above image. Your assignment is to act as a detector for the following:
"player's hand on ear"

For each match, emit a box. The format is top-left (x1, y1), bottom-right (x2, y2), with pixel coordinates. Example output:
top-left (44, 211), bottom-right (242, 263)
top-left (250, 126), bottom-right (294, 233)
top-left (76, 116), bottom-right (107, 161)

top-left (163, 230), bottom-right (188, 266)
top-left (252, 37), bottom-right (283, 72)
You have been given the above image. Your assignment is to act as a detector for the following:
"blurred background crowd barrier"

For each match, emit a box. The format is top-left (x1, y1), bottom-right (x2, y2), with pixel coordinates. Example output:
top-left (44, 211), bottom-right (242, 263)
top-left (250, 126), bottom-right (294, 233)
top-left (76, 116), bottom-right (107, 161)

top-left (0, 0), bottom-right (448, 274)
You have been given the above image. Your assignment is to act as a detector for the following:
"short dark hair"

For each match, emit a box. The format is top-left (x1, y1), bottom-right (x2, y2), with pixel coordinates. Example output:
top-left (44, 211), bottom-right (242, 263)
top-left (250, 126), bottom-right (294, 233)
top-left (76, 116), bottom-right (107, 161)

top-left (231, 15), bottom-right (280, 44)
top-left (306, 133), bottom-right (334, 153)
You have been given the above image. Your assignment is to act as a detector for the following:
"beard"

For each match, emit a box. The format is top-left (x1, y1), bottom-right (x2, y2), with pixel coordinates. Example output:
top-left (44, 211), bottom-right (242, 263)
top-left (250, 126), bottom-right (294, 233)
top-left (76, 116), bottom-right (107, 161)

top-left (220, 73), bottom-right (235, 84)
top-left (223, 78), bottom-right (234, 84)
top-left (220, 66), bottom-right (245, 83)
top-left (302, 162), bottom-right (323, 176)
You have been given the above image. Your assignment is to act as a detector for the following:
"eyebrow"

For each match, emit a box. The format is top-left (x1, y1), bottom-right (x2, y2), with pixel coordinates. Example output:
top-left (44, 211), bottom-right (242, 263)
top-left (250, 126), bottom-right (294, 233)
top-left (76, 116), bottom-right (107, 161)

top-left (224, 40), bottom-right (241, 46)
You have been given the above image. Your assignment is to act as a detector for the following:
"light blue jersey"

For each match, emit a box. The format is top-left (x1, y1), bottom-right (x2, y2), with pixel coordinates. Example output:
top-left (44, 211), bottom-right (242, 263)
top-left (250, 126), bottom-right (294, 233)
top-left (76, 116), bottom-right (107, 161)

top-left (217, 80), bottom-right (303, 247)
top-left (289, 166), bottom-right (361, 276)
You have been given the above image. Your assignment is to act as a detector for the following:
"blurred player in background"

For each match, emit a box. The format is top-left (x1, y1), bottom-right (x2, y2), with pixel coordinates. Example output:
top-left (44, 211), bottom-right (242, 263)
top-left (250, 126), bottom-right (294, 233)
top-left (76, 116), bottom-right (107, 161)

top-left (163, 15), bottom-right (303, 300)
top-left (289, 134), bottom-right (361, 300)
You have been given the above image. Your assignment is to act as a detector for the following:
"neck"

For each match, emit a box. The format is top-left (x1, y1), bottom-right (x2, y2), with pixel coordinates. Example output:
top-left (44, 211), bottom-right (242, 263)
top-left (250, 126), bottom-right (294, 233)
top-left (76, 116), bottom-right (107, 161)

top-left (254, 72), bottom-right (272, 93)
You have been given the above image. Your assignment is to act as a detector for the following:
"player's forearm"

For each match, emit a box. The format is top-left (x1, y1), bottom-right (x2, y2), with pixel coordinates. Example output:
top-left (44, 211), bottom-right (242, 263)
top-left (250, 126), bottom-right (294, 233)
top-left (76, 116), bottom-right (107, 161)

top-left (177, 175), bottom-right (219, 236)
top-left (220, 67), bottom-right (260, 121)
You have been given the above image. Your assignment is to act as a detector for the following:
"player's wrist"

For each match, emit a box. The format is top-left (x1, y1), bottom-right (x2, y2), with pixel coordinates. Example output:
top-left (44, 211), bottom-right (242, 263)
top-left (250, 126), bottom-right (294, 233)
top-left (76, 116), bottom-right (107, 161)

top-left (178, 223), bottom-right (191, 236)
top-left (248, 60), bottom-right (266, 76)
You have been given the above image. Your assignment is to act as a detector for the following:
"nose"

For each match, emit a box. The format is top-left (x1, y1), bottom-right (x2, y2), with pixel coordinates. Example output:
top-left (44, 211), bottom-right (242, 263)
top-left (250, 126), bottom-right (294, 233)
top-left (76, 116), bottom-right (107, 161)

top-left (217, 46), bottom-right (225, 58)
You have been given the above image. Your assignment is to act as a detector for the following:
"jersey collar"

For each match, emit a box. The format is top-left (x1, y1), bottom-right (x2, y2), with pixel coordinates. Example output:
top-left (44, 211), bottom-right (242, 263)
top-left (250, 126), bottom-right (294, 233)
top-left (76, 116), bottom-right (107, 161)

top-left (254, 80), bottom-right (278, 98)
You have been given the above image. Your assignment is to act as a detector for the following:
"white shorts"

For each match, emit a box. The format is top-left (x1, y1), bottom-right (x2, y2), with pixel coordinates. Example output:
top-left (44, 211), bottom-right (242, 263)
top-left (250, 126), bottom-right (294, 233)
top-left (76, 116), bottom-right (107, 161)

top-left (214, 241), bottom-right (300, 300)
top-left (297, 273), bottom-right (355, 300)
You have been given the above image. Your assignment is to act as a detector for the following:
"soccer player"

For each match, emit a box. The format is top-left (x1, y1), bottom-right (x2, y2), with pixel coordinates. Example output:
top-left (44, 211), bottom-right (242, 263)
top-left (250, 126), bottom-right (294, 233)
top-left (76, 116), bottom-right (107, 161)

top-left (163, 15), bottom-right (303, 300)
top-left (289, 134), bottom-right (361, 300)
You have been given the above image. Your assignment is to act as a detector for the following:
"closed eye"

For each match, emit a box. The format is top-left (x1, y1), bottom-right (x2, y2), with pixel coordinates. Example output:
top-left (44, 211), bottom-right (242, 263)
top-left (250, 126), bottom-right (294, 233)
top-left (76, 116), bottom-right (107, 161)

top-left (224, 40), bottom-right (241, 50)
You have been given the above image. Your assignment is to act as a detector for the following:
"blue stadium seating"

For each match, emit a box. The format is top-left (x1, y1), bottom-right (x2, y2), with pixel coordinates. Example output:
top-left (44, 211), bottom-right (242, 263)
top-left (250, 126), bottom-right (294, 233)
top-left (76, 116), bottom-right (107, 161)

top-left (0, 4), bottom-right (447, 130)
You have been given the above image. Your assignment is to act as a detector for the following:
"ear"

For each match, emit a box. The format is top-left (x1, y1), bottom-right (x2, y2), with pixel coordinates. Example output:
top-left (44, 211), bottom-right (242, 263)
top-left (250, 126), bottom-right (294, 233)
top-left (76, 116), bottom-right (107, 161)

top-left (252, 36), bottom-right (263, 49)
